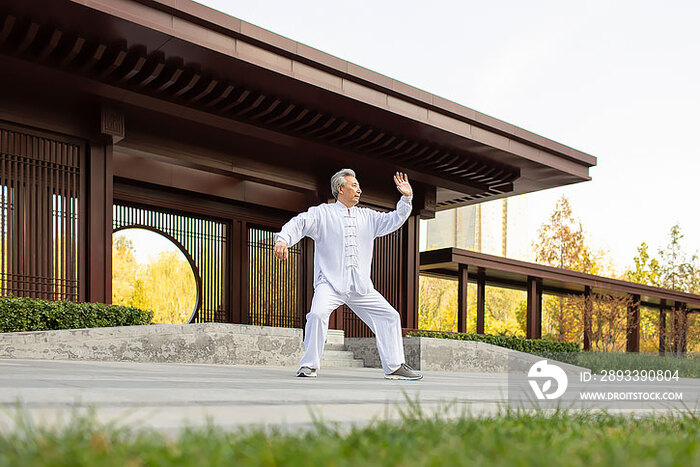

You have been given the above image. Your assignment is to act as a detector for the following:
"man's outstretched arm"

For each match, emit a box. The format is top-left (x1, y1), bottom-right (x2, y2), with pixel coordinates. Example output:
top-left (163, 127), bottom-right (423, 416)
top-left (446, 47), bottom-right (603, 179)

top-left (372, 172), bottom-right (413, 238)
top-left (273, 206), bottom-right (320, 260)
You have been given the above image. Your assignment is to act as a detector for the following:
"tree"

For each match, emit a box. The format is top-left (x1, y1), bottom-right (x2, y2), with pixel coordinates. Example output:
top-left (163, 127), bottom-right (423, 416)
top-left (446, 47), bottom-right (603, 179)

top-left (418, 276), bottom-right (457, 331)
top-left (533, 196), bottom-right (603, 341)
top-left (626, 242), bottom-right (665, 352)
top-left (541, 294), bottom-right (580, 342)
top-left (624, 225), bottom-right (700, 353)
top-left (112, 235), bottom-right (197, 325)
top-left (658, 224), bottom-right (699, 293)
top-left (140, 250), bottom-right (197, 324)
top-left (483, 287), bottom-right (526, 337)
top-left (625, 242), bottom-right (660, 286)
top-left (111, 236), bottom-right (140, 306)
top-left (533, 196), bottom-right (600, 274)
top-left (418, 277), bottom-right (526, 336)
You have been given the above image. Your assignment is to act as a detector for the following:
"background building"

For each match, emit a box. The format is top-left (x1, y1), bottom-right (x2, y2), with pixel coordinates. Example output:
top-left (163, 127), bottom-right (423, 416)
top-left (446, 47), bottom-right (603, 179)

top-left (421, 195), bottom-right (530, 261)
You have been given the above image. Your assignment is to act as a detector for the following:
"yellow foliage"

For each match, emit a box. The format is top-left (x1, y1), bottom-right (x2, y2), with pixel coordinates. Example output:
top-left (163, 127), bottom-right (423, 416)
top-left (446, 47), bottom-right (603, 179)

top-left (419, 276), bottom-right (526, 336)
top-left (112, 236), bottom-right (197, 324)
top-left (418, 276), bottom-right (457, 332)
top-left (112, 236), bottom-right (139, 306)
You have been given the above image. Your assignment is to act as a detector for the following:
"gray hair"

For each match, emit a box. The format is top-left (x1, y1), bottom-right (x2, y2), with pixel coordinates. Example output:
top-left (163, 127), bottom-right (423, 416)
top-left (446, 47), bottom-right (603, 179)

top-left (330, 169), bottom-right (356, 199)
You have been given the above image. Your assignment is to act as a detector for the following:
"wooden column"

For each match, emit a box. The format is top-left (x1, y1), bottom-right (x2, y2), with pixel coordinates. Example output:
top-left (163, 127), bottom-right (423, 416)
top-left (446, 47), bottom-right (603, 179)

top-left (526, 276), bottom-right (542, 339)
top-left (228, 219), bottom-right (243, 323)
top-left (86, 140), bottom-right (113, 303)
top-left (302, 237), bottom-right (315, 331)
top-left (86, 106), bottom-right (122, 304)
top-left (457, 264), bottom-right (468, 333)
top-left (402, 215), bottom-right (420, 330)
top-left (240, 220), bottom-right (250, 325)
top-left (626, 294), bottom-right (641, 352)
top-left (476, 267), bottom-right (486, 334)
top-left (658, 299), bottom-right (667, 355)
top-left (583, 286), bottom-right (592, 351)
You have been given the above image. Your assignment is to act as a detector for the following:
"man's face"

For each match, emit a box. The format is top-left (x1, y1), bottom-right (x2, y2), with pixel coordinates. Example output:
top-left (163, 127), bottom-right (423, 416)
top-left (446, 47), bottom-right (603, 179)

top-left (337, 175), bottom-right (362, 206)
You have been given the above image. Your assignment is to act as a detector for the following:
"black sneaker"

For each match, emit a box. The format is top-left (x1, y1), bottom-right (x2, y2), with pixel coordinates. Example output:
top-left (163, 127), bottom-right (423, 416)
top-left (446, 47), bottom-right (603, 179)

top-left (296, 366), bottom-right (317, 377)
top-left (384, 363), bottom-right (423, 380)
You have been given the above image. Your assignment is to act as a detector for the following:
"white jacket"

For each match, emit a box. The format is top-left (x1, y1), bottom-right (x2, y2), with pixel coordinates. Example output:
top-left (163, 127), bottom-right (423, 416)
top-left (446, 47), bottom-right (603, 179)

top-left (274, 195), bottom-right (412, 295)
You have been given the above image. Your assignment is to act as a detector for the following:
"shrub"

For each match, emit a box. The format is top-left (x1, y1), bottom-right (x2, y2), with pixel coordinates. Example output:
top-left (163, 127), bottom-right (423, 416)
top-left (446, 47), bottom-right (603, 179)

top-left (0, 297), bottom-right (153, 333)
top-left (406, 330), bottom-right (581, 356)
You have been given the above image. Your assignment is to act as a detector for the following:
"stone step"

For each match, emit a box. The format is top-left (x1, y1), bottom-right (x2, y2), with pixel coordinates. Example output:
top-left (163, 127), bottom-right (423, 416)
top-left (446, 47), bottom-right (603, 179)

top-left (321, 349), bottom-right (359, 360)
top-left (320, 344), bottom-right (366, 368)
top-left (323, 343), bottom-right (347, 351)
top-left (325, 329), bottom-right (345, 346)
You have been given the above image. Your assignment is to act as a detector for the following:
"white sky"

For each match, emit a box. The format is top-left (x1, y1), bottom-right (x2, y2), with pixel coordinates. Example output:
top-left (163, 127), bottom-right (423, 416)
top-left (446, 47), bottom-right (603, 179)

top-left (115, 229), bottom-right (185, 265)
top-left (193, 0), bottom-right (700, 273)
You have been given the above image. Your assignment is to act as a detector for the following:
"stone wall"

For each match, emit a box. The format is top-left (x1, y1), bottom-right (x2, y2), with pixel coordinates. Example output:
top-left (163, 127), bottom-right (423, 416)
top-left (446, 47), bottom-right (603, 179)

top-left (345, 337), bottom-right (588, 375)
top-left (0, 323), bottom-right (304, 366)
top-left (0, 325), bottom-right (589, 374)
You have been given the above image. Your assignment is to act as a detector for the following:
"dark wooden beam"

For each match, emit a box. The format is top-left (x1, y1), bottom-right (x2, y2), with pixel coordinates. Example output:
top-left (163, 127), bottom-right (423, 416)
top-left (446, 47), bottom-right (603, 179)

top-left (422, 248), bottom-right (700, 309)
top-left (583, 285), bottom-right (592, 351)
top-left (457, 264), bottom-right (468, 333)
top-left (476, 267), bottom-right (486, 334)
top-left (659, 299), bottom-right (667, 355)
top-left (526, 276), bottom-right (542, 339)
top-left (0, 14), bottom-right (16, 45)
top-left (240, 220), bottom-right (249, 325)
top-left (403, 215), bottom-right (420, 330)
top-left (229, 219), bottom-right (243, 324)
top-left (100, 105), bottom-right (124, 144)
top-left (86, 140), bottom-right (113, 303)
top-left (303, 237), bottom-right (315, 332)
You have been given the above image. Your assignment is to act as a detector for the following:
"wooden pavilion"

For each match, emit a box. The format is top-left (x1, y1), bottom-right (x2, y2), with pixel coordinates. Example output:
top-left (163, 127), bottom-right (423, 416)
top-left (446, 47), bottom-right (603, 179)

top-left (0, 0), bottom-right (596, 337)
top-left (421, 248), bottom-right (700, 353)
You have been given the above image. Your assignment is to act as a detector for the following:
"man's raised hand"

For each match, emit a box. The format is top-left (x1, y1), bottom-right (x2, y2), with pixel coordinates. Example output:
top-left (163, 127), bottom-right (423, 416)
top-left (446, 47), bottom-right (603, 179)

top-left (394, 172), bottom-right (412, 197)
top-left (274, 240), bottom-right (289, 260)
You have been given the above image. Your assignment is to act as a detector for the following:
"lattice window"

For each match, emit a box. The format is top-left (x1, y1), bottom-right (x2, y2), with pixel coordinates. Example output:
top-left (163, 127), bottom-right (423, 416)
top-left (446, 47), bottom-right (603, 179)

top-left (248, 226), bottom-right (304, 328)
top-left (0, 126), bottom-right (82, 301)
top-left (113, 203), bottom-right (227, 322)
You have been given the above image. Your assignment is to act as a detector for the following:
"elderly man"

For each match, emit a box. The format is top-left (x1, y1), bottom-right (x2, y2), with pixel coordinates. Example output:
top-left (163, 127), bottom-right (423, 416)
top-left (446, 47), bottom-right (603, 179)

top-left (273, 169), bottom-right (422, 380)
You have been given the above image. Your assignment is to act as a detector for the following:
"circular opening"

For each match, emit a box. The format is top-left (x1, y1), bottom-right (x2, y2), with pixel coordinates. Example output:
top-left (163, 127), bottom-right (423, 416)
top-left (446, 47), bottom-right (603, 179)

top-left (112, 228), bottom-right (198, 324)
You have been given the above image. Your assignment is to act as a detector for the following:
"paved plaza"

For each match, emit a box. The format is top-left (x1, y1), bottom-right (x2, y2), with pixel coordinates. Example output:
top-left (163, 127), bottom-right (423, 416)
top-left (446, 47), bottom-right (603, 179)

top-left (0, 359), bottom-right (696, 434)
top-left (0, 359), bottom-right (506, 433)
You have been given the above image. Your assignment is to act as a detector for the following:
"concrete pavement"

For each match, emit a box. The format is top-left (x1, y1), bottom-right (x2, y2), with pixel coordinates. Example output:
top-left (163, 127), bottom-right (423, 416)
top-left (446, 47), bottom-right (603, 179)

top-left (0, 359), bottom-right (506, 433)
top-left (0, 359), bottom-right (695, 434)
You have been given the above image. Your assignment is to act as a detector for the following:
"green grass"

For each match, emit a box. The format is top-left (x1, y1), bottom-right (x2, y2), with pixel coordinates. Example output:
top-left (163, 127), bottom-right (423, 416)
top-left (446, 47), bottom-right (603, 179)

top-left (1, 406), bottom-right (698, 466)
top-left (573, 352), bottom-right (699, 378)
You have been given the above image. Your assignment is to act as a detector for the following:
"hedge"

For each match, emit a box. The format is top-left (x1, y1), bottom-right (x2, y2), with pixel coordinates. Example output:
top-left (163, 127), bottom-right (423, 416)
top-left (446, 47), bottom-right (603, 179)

top-left (405, 330), bottom-right (581, 356)
top-left (0, 297), bottom-right (153, 333)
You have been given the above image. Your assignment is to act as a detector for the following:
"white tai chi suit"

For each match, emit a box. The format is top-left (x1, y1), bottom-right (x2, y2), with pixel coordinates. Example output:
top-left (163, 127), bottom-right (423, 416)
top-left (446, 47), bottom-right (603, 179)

top-left (275, 195), bottom-right (412, 373)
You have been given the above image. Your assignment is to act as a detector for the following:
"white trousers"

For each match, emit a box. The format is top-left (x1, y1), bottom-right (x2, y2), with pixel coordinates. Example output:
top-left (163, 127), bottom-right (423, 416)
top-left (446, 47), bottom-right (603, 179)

top-left (299, 282), bottom-right (405, 374)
